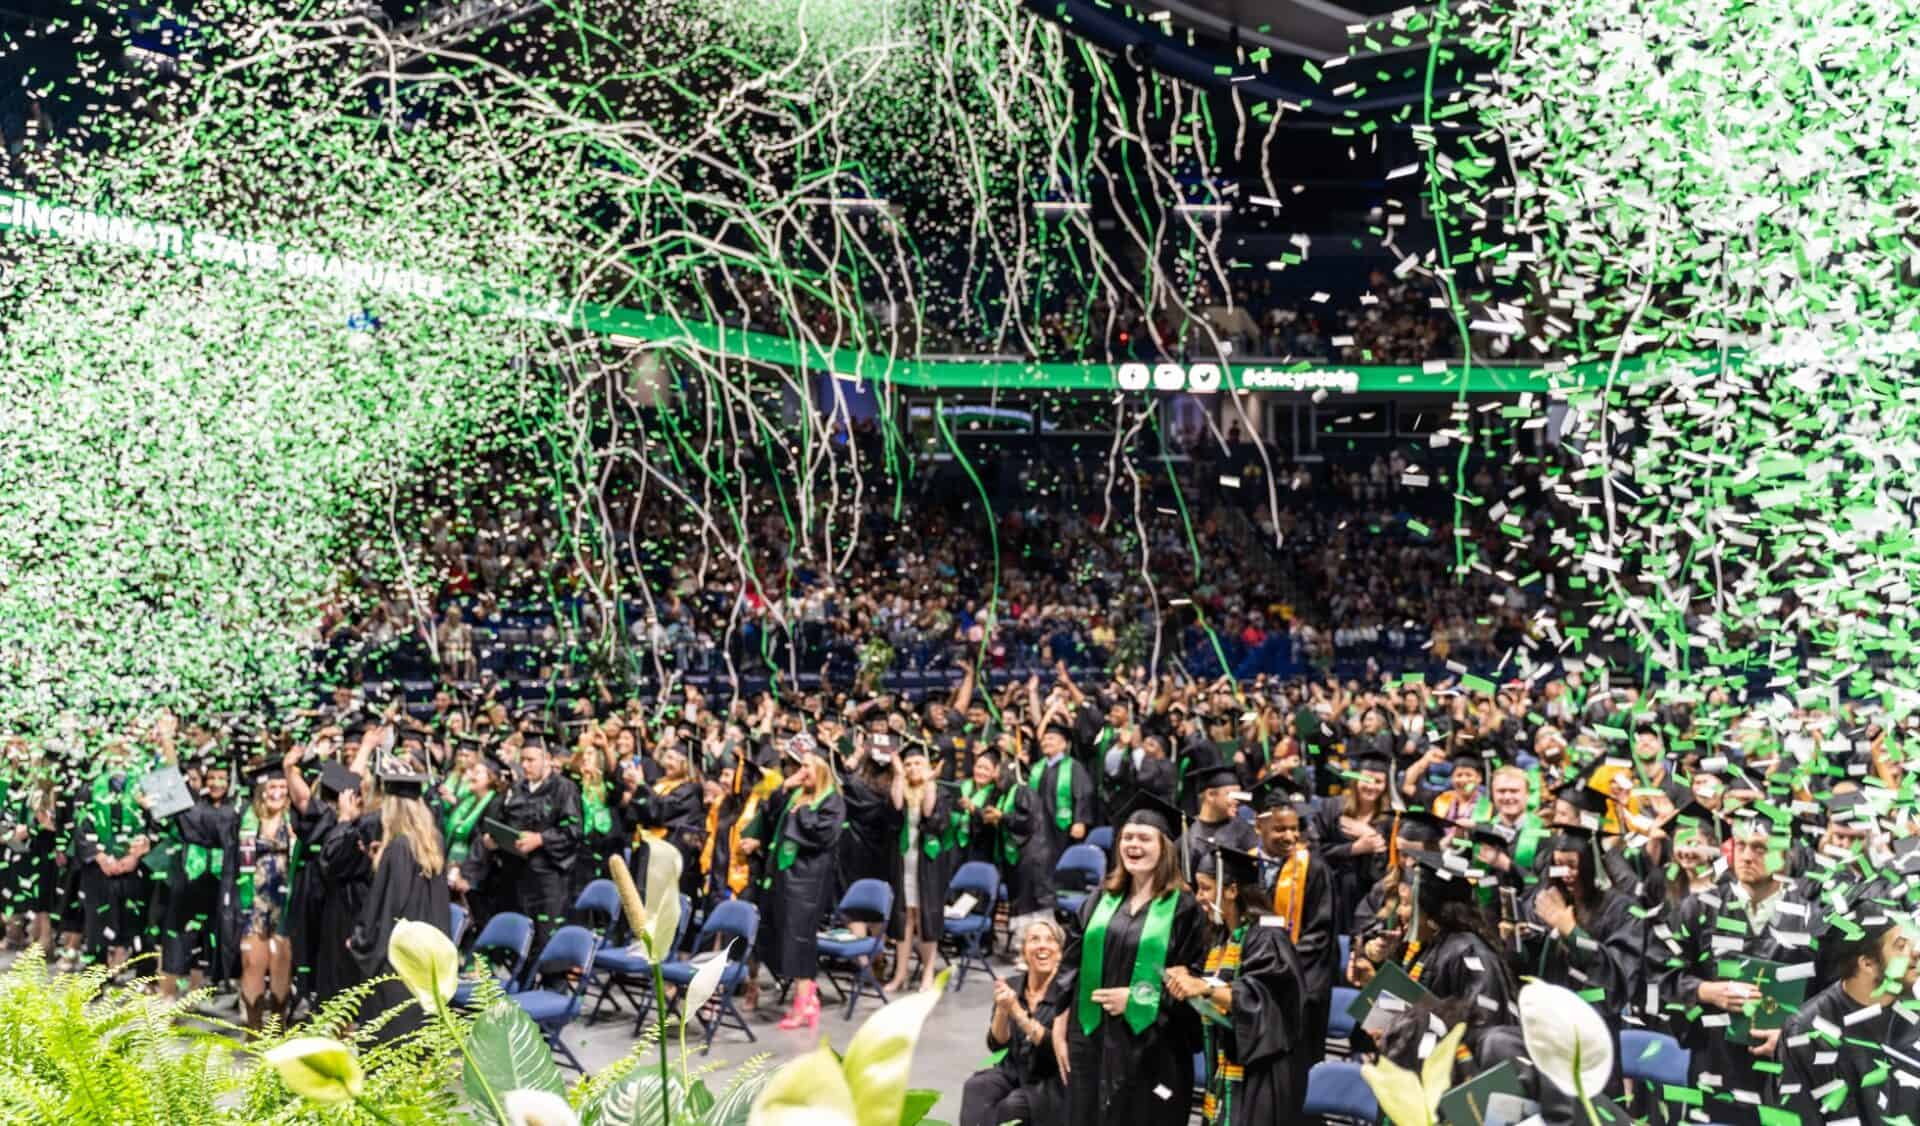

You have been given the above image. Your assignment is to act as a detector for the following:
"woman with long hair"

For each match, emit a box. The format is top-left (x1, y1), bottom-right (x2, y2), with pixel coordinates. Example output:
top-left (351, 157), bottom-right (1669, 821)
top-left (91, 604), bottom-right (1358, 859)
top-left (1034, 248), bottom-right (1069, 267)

top-left (959, 919), bottom-right (1069, 1126)
top-left (347, 762), bottom-right (450, 1040)
top-left (887, 744), bottom-right (952, 994)
top-left (1402, 851), bottom-right (1517, 1039)
top-left (238, 773), bottom-right (295, 1030)
top-left (444, 756), bottom-right (508, 935)
top-left (1053, 790), bottom-right (1207, 1126)
top-left (750, 737), bottom-right (845, 1032)
top-left (1308, 750), bottom-right (1392, 931)
top-left (1168, 845), bottom-right (1310, 1126)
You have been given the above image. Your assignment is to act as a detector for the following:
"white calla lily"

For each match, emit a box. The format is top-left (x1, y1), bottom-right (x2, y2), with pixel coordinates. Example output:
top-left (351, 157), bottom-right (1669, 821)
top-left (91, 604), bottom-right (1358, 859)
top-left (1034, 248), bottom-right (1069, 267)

top-left (633, 837), bottom-right (684, 958)
top-left (684, 939), bottom-right (736, 1020)
top-left (262, 1036), bottom-right (364, 1106)
top-left (1519, 980), bottom-right (1614, 1098)
top-left (747, 1042), bottom-right (859, 1126)
top-left (840, 970), bottom-right (947, 1126)
top-left (502, 1087), bottom-right (581, 1126)
top-left (388, 918), bottom-right (460, 1009)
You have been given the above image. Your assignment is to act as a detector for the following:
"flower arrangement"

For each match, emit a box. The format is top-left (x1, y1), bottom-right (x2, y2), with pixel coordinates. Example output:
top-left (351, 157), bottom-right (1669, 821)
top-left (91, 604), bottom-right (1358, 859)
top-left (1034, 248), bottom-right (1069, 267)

top-left (0, 838), bottom-right (947, 1126)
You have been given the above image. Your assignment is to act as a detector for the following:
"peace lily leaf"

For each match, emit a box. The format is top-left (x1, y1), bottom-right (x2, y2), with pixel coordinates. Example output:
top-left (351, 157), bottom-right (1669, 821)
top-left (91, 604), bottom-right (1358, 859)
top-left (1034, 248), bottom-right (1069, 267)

top-left (1519, 980), bottom-right (1614, 1098)
top-left (583, 1070), bottom-right (678, 1126)
top-left (1361, 1058), bottom-right (1430, 1126)
top-left (388, 917), bottom-right (459, 1009)
top-left (684, 939), bottom-right (737, 1023)
top-left (706, 1064), bottom-right (776, 1126)
top-left (466, 999), bottom-right (567, 1124)
top-left (747, 1042), bottom-right (859, 1126)
top-left (503, 1088), bottom-right (582, 1126)
top-left (261, 1036), bottom-right (363, 1106)
top-left (841, 970), bottom-right (949, 1126)
top-left (1420, 1022), bottom-right (1468, 1107)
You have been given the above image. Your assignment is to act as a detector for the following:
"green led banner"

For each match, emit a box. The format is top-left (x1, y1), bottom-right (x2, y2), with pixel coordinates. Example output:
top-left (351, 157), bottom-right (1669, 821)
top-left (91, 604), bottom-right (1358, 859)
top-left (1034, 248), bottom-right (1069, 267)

top-left (1, 190), bottom-right (1665, 395)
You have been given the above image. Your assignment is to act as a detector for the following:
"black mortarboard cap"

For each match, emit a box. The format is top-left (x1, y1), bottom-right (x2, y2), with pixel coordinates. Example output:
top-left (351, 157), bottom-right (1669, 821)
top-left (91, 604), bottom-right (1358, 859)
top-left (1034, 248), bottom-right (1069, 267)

top-left (1114, 788), bottom-right (1184, 839)
top-left (1825, 788), bottom-right (1879, 828)
top-left (1205, 843), bottom-right (1262, 887)
top-left (1467, 819), bottom-right (1518, 852)
top-left (1665, 799), bottom-right (1722, 844)
top-left (1551, 823), bottom-right (1599, 852)
top-left (1348, 748), bottom-right (1392, 775)
top-left (1250, 773), bottom-right (1309, 814)
top-left (319, 762), bottom-right (363, 799)
top-left (1395, 808), bottom-right (1451, 847)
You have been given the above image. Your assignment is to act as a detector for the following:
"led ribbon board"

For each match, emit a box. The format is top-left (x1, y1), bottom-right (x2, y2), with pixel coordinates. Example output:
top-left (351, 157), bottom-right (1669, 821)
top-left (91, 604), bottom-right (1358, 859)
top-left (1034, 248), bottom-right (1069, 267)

top-left (1, 190), bottom-right (1667, 394)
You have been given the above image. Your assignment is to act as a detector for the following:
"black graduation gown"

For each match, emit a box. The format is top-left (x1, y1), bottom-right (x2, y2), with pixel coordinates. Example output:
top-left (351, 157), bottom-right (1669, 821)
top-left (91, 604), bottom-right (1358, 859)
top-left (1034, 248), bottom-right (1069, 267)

top-left (1658, 881), bottom-right (1819, 1125)
top-left (1208, 920), bottom-right (1310, 1126)
top-left (451, 792), bottom-right (510, 938)
top-left (1030, 754), bottom-right (1093, 884)
top-left (498, 774), bottom-right (583, 943)
top-left (636, 778), bottom-right (706, 899)
top-left (1062, 889), bottom-right (1209, 1126)
top-left (313, 810), bottom-right (378, 1004)
top-left (960, 969), bottom-right (1069, 1126)
top-left (1265, 849), bottom-right (1339, 1069)
top-left (159, 797), bottom-right (240, 979)
top-left (897, 786), bottom-right (954, 943)
top-left (1775, 981), bottom-right (1920, 1126)
top-left (1307, 800), bottom-right (1390, 933)
top-left (348, 835), bottom-right (451, 1042)
top-left (1520, 887), bottom-right (1642, 1096)
top-left (1412, 929), bottom-right (1518, 1028)
top-left (287, 801), bottom-right (337, 995)
top-left (836, 770), bottom-right (900, 895)
top-left (1002, 783), bottom-right (1053, 916)
top-left (1183, 816), bottom-right (1259, 880)
top-left (755, 786), bottom-right (846, 981)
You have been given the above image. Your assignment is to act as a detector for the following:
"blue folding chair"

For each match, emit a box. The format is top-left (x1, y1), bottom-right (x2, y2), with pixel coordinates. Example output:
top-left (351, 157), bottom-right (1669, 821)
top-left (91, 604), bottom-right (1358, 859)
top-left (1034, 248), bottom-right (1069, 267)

top-left (1086, 825), bottom-right (1114, 853)
top-left (1052, 843), bottom-right (1107, 917)
top-left (453, 912), bottom-right (533, 1009)
top-left (588, 893), bottom-right (691, 1032)
top-left (1303, 1060), bottom-right (1379, 1123)
top-left (941, 861), bottom-right (1000, 990)
top-left (572, 878), bottom-right (621, 939)
top-left (817, 878), bottom-right (894, 1021)
top-left (658, 900), bottom-right (760, 1051)
top-left (446, 903), bottom-right (469, 947)
top-left (1621, 1028), bottom-right (1691, 1087)
top-left (511, 925), bottom-right (600, 1073)
top-left (1326, 985), bottom-right (1360, 1056)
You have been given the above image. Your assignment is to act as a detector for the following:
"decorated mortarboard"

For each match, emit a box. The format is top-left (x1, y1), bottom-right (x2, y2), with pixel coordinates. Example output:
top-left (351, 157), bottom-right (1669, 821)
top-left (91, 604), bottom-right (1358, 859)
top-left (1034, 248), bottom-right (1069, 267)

top-left (1204, 843), bottom-right (1263, 887)
top-left (375, 757), bottom-right (430, 800)
top-left (1182, 759), bottom-right (1239, 792)
top-left (782, 732), bottom-right (818, 762)
top-left (1113, 788), bottom-right (1184, 839)
top-left (318, 761), bottom-right (363, 798)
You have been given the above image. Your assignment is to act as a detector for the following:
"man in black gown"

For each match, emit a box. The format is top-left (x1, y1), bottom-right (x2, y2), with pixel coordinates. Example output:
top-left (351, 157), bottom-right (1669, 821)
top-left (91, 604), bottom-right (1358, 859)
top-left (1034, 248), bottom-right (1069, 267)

top-left (1180, 761), bottom-right (1257, 877)
top-left (500, 734), bottom-right (584, 953)
top-left (1775, 914), bottom-right (1920, 1125)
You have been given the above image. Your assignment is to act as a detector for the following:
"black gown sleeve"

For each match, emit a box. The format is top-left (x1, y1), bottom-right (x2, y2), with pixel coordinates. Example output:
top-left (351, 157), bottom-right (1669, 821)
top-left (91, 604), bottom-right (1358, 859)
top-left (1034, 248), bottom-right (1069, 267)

top-left (348, 835), bottom-right (407, 959)
top-left (538, 778), bottom-right (585, 868)
top-left (1231, 922), bottom-right (1304, 1066)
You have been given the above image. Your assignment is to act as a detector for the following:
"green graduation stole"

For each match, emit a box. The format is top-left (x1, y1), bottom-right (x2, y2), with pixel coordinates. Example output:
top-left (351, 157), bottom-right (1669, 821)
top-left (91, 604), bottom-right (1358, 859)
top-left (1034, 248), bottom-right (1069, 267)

top-left (582, 783), bottom-right (613, 837)
top-left (445, 792), bottom-right (488, 864)
top-left (900, 796), bottom-right (944, 860)
top-left (234, 807), bottom-right (257, 908)
top-left (1030, 758), bottom-right (1074, 830)
top-left (182, 806), bottom-right (233, 884)
top-left (1512, 812), bottom-right (1546, 873)
top-left (1077, 889), bottom-right (1180, 1035)
top-left (772, 787), bottom-right (833, 876)
top-left (86, 772), bottom-right (143, 856)
top-left (956, 782), bottom-right (1019, 865)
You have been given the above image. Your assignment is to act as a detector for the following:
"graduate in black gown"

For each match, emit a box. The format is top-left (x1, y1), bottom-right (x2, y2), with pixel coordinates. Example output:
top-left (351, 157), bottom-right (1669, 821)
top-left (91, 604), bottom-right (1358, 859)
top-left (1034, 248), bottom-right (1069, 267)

top-left (752, 736), bottom-right (846, 1031)
top-left (1251, 777), bottom-right (1338, 1073)
top-left (1403, 848), bottom-right (1518, 1039)
top-left (285, 751), bottom-right (352, 1006)
top-left (1775, 914), bottom-right (1920, 1126)
top-left (959, 917), bottom-right (1069, 1126)
top-left (1179, 761), bottom-right (1258, 877)
top-left (632, 742), bottom-right (706, 900)
top-left (1521, 823), bottom-right (1644, 1090)
top-left (1168, 844), bottom-right (1309, 1126)
top-left (887, 743), bottom-right (954, 994)
top-left (835, 732), bottom-right (902, 909)
top-left (1056, 790), bottom-right (1207, 1126)
top-left (314, 782), bottom-right (379, 1006)
top-left (1307, 751), bottom-right (1393, 933)
top-left (498, 735), bottom-right (584, 954)
top-left (347, 761), bottom-right (451, 1042)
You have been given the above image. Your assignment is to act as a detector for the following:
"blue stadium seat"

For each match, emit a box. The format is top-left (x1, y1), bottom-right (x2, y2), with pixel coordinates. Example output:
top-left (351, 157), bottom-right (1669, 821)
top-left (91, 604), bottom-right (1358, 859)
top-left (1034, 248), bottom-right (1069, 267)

top-left (1052, 844), bottom-right (1107, 917)
top-left (1303, 1060), bottom-right (1379, 1122)
top-left (817, 879), bottom-right (894, 1021)
top-left (942, 861), bottom-right (1000, 990)
top-left (658, 900), bottom-right (759, 1051)
top-left (1621, 1028), bottom-right (1690, 1088)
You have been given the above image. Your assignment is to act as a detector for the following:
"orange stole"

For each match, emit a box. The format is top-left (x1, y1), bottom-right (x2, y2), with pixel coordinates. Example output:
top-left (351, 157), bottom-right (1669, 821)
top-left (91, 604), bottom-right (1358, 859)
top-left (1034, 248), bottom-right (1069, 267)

top-left (1269, 848), bottom-right (1310, 940)
top-left (701, 794), bottom-right (761, 894)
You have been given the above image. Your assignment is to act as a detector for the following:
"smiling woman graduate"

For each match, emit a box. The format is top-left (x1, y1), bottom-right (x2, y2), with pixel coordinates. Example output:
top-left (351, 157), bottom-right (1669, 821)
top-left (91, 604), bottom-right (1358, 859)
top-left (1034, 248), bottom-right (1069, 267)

top-left (1054, 789), bottom-right (1208, 1126)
